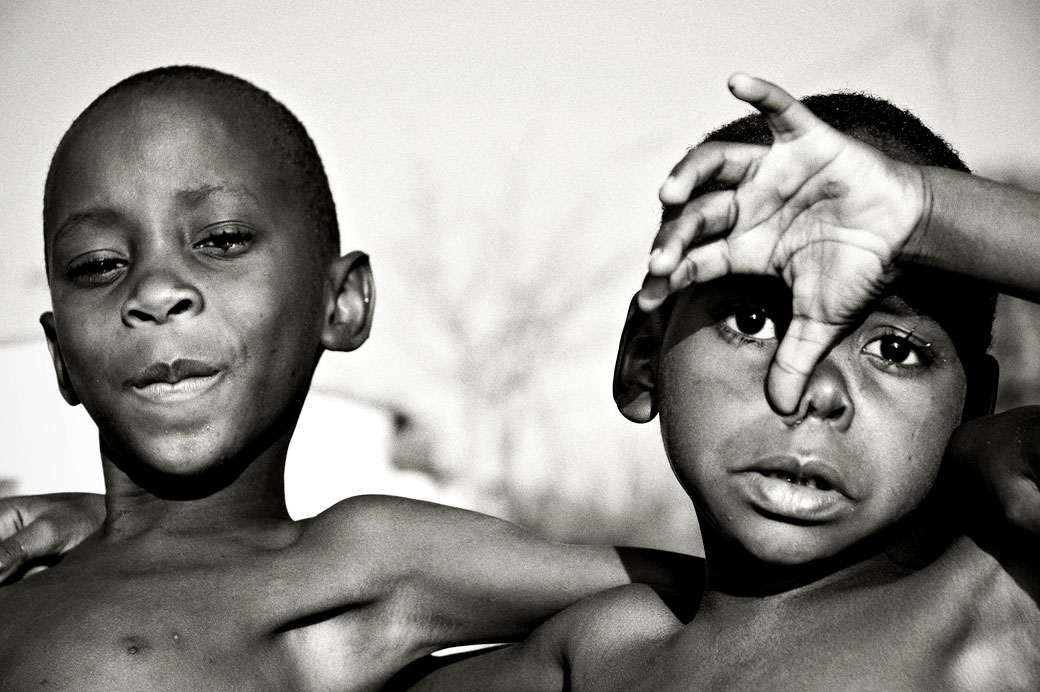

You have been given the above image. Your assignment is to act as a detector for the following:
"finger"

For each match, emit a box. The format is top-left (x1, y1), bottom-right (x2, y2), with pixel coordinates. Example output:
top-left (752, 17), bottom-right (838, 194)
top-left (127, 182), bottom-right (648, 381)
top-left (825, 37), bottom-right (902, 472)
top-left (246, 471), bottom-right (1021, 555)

top-left (766, 315), bottom-right (845, 413)
top-left (1001, 475), bottom-right (1040, 538)
top-left (0, 518), bottom-right (57, 583)
top-left (660, 141), bottom-right (765, 206)
top-left (649, 190), bottom-right (737, 276)
top-left (637, 238), bottom-right (732, 312)
top-left (727, 73), bottom-right (821, 143)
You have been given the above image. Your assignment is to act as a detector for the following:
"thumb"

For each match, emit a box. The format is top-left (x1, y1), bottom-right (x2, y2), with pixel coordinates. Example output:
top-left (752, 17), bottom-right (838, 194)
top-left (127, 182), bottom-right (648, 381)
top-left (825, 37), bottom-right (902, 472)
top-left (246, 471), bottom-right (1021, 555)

top-left (767, 315), bottom-right (845, 414)
top-left (0, 517), bottom-right (59, 584)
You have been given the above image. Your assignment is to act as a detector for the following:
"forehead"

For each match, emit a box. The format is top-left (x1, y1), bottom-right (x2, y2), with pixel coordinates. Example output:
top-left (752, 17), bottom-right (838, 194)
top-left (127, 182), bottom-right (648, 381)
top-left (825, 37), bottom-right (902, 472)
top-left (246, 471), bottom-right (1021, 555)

top-left (46, 89), bottom-right (292, 240)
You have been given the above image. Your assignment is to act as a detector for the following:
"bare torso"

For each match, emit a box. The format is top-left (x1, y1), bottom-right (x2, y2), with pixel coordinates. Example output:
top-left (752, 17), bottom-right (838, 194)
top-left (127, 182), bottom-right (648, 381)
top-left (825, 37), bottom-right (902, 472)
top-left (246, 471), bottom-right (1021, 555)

top-left (563, 537), bottom-right (1040, 692)
top-left (0, 512), bottom-right (423, 692)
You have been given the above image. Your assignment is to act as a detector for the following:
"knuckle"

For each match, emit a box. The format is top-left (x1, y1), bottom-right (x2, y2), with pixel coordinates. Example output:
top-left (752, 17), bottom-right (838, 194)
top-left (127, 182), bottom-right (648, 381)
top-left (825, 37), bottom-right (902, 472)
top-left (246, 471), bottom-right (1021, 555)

top-left (0, 539), bottom-right (25, 567)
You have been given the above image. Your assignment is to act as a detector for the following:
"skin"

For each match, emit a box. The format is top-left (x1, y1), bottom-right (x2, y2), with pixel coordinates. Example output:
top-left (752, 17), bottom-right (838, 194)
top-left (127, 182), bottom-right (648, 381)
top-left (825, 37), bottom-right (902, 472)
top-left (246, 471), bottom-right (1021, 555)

top-left (0, 85), bottom-right (685, 692)
top-left (400, 77), bottom-right (1040, 692)
top-left (405, 277), bottom-right (1040, 692)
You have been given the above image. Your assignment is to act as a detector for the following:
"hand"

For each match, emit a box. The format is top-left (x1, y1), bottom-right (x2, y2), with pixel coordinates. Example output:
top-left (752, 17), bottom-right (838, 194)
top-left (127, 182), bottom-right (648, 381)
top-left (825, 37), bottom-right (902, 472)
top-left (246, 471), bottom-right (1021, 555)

top-left (946, 407), bottom-right (1040, 537)
top-left (0, 492), bottom-right (105, 583)
top-left (639, 73), bottom-right (928, 413)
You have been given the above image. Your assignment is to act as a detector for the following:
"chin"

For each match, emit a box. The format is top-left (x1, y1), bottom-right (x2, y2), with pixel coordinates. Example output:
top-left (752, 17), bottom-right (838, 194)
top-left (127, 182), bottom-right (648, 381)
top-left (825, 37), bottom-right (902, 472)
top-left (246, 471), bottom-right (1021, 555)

top-left (738, 524), bottom-right (853, 566)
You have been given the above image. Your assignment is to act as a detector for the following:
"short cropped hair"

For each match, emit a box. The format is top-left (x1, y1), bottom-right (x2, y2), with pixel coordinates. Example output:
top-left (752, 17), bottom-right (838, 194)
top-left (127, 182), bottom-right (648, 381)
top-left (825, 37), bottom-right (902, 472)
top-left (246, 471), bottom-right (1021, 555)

top-left (44, 65), bottom-right (339, 264)
top-left (675, 91), bottom-right (997, 361)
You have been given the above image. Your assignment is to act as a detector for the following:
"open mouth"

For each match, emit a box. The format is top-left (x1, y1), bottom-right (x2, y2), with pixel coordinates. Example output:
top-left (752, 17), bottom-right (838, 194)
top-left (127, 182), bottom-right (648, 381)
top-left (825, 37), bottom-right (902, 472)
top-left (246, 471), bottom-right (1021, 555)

top-left (762, 470), bottom-right (833, 492)
top-left (738, 456), bottom-right (852, 522)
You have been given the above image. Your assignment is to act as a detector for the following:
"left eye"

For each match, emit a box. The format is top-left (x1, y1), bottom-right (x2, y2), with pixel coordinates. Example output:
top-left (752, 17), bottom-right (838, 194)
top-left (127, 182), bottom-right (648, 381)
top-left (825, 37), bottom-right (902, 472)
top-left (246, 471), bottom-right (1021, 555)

top-left (723, 306), bottom-right (777, 340)
top-left (196, 226), bottom-right (254, 256)
top-left (863, 334), bottom-right (925, 366)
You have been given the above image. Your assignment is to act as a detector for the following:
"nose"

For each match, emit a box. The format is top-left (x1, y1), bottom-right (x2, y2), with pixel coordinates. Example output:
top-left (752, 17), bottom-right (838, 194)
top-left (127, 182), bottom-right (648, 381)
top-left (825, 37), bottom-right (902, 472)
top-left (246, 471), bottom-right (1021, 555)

top-left (121, 267), bottom-right (204, 326)
top-left (782, 358), bottom-right (854, 431)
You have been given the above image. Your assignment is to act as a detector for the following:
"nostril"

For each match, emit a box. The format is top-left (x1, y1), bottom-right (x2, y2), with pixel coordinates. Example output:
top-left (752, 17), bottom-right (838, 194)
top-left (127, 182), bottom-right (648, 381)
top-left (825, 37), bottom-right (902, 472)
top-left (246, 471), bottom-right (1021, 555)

top-left (127, 308), bottom-right (156, 323)
top-left (168, 298), bottom-right (194, 317)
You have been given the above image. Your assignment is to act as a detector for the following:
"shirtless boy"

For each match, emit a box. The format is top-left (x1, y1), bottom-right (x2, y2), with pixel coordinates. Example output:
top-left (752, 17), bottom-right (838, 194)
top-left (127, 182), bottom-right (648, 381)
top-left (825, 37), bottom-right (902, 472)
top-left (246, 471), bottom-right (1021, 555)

top-left (0, 66), bottom-right (697, 692)
top-left (400, 75), bottom-right (1040, 691)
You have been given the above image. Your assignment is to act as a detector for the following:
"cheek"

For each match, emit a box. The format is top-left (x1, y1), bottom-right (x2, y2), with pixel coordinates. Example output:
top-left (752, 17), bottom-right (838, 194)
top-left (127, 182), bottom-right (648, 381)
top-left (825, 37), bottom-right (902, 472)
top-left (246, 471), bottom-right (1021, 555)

top-left (658, 338), bottom-right (772, 487)
top-left (863, 373), bottom-right (967, 512)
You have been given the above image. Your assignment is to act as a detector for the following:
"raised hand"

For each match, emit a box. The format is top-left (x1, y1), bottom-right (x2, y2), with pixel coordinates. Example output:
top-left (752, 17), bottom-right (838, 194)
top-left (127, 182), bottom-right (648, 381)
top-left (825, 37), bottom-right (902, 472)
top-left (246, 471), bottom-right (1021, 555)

top-left (946, 406), bottom-right (1040, 538)
top-left (639, 73), bottom-right (928, 413)
top-left (0, 492), bottom-right (104, 583)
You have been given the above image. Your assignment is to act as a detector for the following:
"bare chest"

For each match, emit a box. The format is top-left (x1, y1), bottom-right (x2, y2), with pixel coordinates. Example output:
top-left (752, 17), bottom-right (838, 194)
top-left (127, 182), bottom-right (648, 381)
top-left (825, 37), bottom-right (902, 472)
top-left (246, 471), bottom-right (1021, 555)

top-left (0, 567), bottom-right (412, 692)
top-left (574, 561), bottom-right (1040, 692)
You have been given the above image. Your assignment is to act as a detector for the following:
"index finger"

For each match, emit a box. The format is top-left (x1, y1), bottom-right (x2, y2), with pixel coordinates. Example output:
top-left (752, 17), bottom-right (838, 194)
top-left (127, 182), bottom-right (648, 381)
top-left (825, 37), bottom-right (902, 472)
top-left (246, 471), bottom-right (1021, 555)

top-left (727, 73), bottom-right (821, 143)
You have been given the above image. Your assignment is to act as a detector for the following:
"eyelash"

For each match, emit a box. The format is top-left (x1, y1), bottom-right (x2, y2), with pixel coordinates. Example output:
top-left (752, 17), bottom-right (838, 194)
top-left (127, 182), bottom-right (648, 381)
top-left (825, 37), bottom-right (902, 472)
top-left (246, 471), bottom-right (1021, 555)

top-left (716, 304), bottom-right (780, 349)
top-left (195, 225), bottom-right (254, 256)
top-left (65, 254), bottom-right (127, 285)
top-left (861, 327), bottom-right (936, 372)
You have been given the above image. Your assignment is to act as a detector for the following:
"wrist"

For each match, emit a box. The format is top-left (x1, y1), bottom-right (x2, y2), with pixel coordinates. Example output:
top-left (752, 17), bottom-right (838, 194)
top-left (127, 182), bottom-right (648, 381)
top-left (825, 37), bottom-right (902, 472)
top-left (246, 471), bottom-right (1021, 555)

top-left (898, 164), bottom-right (935, 267)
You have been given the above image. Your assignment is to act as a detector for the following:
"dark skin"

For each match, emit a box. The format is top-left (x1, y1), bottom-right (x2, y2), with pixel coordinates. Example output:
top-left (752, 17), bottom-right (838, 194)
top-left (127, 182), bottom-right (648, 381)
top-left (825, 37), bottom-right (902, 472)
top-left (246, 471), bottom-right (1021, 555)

top-left (0, 85), bottom-right (697, 692)
top-left (401, 76), bottom-right (1040, 692)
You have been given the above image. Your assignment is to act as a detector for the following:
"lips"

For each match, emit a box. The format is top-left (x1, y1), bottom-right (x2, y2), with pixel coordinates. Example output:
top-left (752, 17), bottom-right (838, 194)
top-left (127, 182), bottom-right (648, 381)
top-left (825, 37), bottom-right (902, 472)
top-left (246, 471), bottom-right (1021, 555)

top-left (737, 455), bottom-right (854, 523)
top-left (126, 359), bottom-right (222, 403)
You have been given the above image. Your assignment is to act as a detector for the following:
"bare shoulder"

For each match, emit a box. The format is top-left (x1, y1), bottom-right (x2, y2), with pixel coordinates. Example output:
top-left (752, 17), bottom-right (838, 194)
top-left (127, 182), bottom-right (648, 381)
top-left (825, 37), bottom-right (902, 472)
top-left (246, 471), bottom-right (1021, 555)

top-left (556, 584), bottom-right (684, 682)
top-left (936, 535), bottom-right (1040, 689)
top-left (401, 584), bottom-right (685, 692)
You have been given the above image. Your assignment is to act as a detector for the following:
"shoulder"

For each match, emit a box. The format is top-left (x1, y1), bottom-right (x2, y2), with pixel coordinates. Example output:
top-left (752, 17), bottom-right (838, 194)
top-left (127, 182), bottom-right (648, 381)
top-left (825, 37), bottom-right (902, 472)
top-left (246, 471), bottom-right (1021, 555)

top-left (552, 584), bottom-right (683, 661)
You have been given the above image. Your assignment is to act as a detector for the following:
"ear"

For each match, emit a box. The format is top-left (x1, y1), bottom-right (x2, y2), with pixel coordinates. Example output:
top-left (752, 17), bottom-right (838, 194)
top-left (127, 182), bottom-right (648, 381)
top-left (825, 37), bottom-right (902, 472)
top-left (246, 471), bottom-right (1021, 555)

top-left (321, 251), bottom-right (375, 352)
top-left (39, 312), bottom-right (80, 406)
top-left (961, 353), bottom-right (999, 422)
top-left (613, 295), bottom-right (664, 423)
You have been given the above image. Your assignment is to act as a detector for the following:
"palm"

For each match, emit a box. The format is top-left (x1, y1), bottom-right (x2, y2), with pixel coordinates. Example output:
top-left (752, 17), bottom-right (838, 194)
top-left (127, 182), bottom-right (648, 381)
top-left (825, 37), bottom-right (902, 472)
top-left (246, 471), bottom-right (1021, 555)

top-left (642, 74), bottom-right (925, 412)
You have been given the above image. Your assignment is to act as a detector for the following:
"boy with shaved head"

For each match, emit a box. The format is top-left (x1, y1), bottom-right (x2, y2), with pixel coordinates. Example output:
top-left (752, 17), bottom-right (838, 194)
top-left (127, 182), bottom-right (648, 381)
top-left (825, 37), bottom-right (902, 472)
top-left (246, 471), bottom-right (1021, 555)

top-left (0, 66), bottom-right (698, 691)
top-left (399, 75), bottom-right (1040, 691)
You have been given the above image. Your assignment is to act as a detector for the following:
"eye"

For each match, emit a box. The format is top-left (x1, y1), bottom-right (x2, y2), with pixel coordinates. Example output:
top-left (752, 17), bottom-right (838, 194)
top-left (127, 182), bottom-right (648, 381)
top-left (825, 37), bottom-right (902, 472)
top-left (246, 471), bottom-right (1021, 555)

top-left (65, 252), bottom-right (128, 286)
top-left (862, 332), bottom-right (933, 369)
top-left (195, 224), bottom-right (255, 257)
top-left (722, 305), bottom-right (777, 341)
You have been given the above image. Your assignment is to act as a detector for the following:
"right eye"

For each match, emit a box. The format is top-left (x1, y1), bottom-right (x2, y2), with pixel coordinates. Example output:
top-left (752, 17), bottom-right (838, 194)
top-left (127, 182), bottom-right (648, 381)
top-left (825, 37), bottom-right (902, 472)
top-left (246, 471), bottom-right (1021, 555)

top-left (722, 305), bottom-right (778, 341)
top-left (65, 253), bottom-right (128, 285)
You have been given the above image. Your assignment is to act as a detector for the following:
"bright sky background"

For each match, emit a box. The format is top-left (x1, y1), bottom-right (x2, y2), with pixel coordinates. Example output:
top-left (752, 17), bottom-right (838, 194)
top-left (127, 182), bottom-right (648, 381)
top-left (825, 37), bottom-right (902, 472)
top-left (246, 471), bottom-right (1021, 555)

top-left (1, 1), bottom-right (1038, 542)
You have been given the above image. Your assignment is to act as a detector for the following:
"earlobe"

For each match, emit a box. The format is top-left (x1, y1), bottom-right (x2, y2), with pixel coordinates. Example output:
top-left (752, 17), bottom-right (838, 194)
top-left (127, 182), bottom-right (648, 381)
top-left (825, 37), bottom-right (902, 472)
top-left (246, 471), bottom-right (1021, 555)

top-left (613, 295), bottom-right (664, 423)
top-left (39, 312), bottom-right (80, 406)
top-left (321, 251), bottom-right (375, 352)
top-left (962, 353), bottom-right (999, 421)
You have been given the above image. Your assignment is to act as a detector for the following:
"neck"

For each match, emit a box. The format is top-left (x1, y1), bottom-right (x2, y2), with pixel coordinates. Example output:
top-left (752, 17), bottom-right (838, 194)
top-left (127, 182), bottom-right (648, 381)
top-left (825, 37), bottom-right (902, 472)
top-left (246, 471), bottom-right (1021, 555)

top-left (699, 494), bottom-right (953, 606)
top-left (100, 435), bottom-right (293, 539)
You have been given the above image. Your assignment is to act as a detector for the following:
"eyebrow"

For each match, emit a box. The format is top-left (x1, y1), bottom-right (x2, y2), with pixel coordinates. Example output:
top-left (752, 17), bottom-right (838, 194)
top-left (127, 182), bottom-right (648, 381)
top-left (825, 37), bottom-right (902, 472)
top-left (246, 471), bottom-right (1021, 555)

top-left (50, 184), bottom-right (260, 245)
top-left (51, 207), bottom-right (128, 247)
top-left (174, 183), bottom-right (259, 207)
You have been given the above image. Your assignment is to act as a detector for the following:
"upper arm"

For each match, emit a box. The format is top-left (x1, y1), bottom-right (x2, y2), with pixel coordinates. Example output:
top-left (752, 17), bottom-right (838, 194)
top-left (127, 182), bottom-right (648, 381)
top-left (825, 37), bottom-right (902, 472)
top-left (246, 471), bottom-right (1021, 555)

top-left (390, 584), bottom-right (684, 692)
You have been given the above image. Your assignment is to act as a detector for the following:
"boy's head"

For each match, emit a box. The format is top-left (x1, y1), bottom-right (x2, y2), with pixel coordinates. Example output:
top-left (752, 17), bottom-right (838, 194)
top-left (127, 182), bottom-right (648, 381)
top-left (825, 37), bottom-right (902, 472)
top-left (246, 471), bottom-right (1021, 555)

top-left (40, 66), bottom-right (374, 483)
top-left (614, 93), bottom-right (998, 566)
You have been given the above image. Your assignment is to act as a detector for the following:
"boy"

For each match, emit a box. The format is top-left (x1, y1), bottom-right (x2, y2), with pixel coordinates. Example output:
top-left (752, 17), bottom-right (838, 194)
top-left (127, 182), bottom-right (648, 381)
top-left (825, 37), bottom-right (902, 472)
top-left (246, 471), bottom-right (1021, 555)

top-left (2, 69), bottom-right (1038, 688)
top-left (0, 65), bottom-right (698, 691)
top-left (399, 75), bottom-right (1040, 690)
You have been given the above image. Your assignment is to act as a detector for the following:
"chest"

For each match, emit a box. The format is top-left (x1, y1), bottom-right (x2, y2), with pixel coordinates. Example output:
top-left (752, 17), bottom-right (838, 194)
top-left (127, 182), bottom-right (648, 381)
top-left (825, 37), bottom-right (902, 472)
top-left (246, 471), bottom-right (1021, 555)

top-left (0, 566), bottom-right (415, 692)
top-left (575, 566), bottom-right (1040, 692)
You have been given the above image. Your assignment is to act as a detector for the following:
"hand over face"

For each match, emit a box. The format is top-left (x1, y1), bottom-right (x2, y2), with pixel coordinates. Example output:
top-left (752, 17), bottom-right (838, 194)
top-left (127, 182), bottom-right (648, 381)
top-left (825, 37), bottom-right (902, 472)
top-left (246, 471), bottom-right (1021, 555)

top-left (639, 74), bottom-right (928, 413)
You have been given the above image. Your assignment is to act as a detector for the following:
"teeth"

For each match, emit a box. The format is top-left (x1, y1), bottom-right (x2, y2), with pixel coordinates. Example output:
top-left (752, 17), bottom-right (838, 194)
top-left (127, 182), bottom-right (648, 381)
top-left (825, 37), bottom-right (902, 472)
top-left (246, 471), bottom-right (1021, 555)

top-left (765, 471), bottom-right (831, 491)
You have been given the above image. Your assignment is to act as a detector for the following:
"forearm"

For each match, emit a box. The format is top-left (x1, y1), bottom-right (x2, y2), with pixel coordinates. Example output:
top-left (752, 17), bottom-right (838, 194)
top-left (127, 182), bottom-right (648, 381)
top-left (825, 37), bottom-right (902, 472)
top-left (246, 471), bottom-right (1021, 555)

top-left (906, 166), bottom-right (1040, 302)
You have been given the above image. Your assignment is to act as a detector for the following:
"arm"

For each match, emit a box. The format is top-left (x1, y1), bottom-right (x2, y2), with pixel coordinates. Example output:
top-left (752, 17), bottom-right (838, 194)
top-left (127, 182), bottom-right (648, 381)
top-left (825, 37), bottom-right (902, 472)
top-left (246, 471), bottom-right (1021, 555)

top-left (640, 73), bottom-right (1040, 534)
top-left (385, 584), bottom-right (683, 692)
top-left (641, 73), bottom-right (1040, 412)
top-left (315, 495), bottom-right (701, 651)
top-left (0, 492), bottom-right (105, 583)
